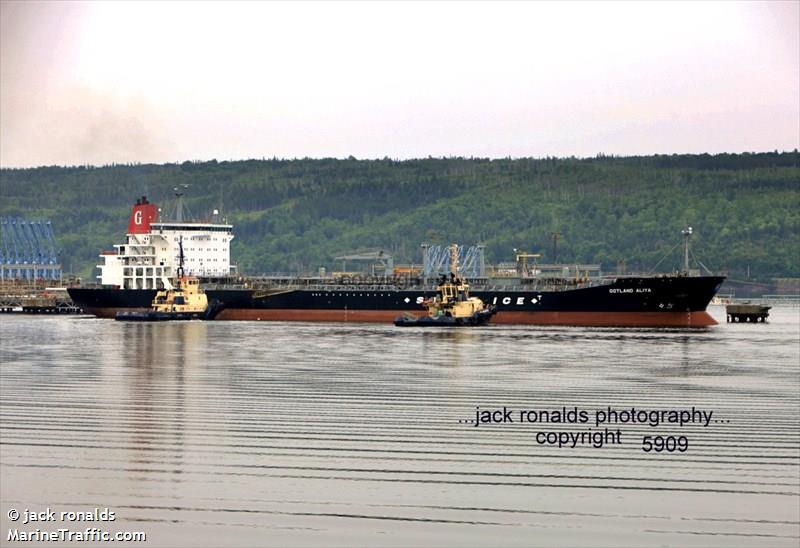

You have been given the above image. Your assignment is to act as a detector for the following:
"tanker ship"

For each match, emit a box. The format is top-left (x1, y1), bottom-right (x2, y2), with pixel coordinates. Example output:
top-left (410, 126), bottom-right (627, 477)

top-left (68, 197), bottom-right (725, 327)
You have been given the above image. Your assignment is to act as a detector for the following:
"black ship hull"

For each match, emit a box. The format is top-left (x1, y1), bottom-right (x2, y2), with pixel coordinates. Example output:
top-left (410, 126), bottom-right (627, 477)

top-left (69, 287), bottom-right (156, 318)
top-left (69, 276), bottom-right (725, 327)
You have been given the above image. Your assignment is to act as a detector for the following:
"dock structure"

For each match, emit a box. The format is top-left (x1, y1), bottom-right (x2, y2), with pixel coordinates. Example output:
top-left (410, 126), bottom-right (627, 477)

top-left (0, 280), bottom-right (82, 314)
top-left (760, 294), bottom-right (800, 307)
top-left (0, 217), bottom-right (82, 313)
top-left (726, 304), bottom-right (771, 323)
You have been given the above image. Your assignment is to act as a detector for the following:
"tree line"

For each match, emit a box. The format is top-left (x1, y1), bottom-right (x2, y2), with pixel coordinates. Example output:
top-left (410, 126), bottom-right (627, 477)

top-left (1, 152), bottom-right (797, 282)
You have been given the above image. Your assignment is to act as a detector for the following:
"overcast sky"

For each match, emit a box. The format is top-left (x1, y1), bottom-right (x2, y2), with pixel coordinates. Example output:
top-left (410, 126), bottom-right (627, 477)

top-left (1, 0), bottom-right (798, 167)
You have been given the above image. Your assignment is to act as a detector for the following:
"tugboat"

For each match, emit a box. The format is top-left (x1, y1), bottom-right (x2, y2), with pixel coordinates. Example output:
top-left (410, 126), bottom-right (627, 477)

top-left (115, 238), bottom-right (222, 322)
top-left (394, 244), bottom-right (496, 327)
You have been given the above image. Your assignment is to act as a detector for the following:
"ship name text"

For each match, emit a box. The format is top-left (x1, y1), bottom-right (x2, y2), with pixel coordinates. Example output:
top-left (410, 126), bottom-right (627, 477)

top-left (609, 288), bottom-right (651, 294)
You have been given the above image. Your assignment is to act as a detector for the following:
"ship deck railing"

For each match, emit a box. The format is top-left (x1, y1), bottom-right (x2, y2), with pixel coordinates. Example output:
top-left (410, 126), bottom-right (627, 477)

top-left (203, 278), bottom-right (617, 293)
top-left (88, 272), bottom-right (715, 293)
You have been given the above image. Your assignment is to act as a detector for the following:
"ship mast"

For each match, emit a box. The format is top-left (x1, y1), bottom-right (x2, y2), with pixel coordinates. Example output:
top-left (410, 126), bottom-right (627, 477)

top-left (174, 184), bottom-right (190, 222)
top-left (681, 226), bottom-right (693, 273)
top-left (177, 236), bottom-right (185, 278)
top-left (449, 244), bottom-right (459, 278)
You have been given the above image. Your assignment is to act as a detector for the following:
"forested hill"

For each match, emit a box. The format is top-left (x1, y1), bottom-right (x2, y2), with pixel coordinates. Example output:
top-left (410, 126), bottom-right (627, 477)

top-left (1, 152), bottom-right (798, 281)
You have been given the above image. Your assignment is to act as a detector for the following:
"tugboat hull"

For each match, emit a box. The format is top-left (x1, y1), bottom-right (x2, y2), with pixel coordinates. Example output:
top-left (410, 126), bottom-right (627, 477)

top-left (115, 310), bottom-right (207, 322)
top-left (394, 308), bottom-right (496, 327)
top-left (114, 300), bottom-right (224, 322)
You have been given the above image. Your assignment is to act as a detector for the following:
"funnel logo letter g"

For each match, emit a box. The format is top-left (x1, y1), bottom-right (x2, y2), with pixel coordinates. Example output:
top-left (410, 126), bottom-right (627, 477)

top-left (134, 210), bottom-right (143, 225)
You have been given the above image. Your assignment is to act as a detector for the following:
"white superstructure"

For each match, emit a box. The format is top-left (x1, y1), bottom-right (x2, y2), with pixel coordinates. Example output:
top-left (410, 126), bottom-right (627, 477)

top-left (97, 196), bottom-right (234, 289)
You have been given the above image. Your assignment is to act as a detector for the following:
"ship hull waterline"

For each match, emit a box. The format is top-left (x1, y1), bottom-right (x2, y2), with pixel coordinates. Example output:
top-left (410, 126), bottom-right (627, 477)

top-left (79, 306), bottom-right (717, 327)
top-left (213, 308), bottom-right (717, 327)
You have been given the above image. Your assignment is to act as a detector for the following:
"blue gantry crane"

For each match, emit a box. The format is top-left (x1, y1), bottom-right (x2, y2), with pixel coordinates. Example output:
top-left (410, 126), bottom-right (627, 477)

top-left (0, 217), bottom-right (62, 280)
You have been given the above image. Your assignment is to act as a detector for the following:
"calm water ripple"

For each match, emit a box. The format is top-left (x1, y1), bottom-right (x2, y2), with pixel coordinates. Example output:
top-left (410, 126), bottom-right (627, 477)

top-left (2, 305), bottom-right (799, 546)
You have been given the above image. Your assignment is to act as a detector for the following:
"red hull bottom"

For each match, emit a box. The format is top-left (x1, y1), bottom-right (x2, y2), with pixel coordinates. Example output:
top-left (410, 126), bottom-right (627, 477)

top-left (87, 306), bottom-right (717, 327)
top-left (211, 308), bottom-right (718, 327)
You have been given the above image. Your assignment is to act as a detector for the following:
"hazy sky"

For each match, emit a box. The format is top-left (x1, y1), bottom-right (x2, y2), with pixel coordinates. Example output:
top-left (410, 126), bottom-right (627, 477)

top-left (1, 0), bottom-right (798, 167)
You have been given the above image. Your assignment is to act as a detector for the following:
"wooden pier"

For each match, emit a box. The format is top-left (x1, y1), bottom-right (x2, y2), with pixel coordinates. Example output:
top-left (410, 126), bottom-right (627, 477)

top-left (726, 304), bottom-right (771, 323)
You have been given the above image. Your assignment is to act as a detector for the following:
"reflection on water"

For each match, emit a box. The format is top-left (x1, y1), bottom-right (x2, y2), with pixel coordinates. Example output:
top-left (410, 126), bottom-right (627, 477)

top-left (1, 306), bottom-right (799, 547)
